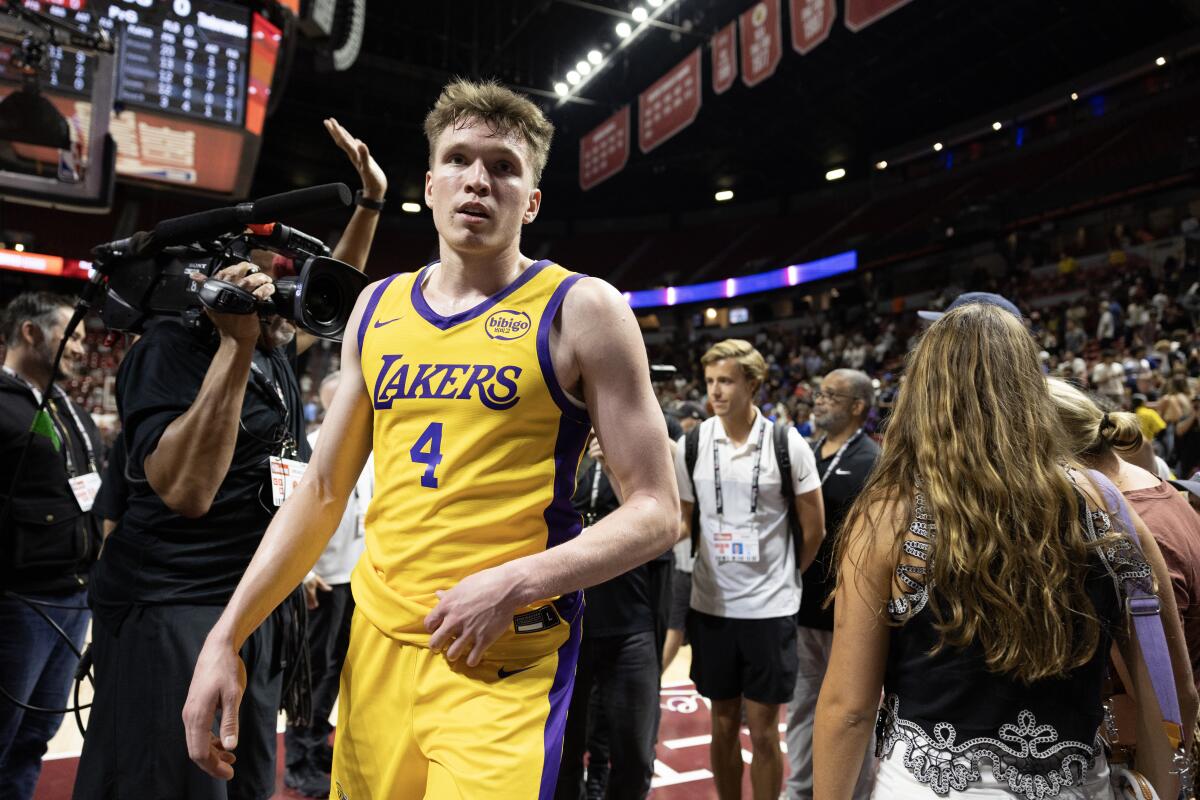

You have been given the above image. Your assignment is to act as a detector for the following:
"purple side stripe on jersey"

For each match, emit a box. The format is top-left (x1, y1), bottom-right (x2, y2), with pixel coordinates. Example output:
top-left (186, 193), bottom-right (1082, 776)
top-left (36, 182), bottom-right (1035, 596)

top-left (538, 600), bottom-right (583, 800)
top-left (536, 273), bottom-right (589, 425)
top-left (356, 272), bottom-right (401, 353)
top-left (411, 259), bottom-right (552, 330)
top-left (543, 415), bottom-right (590, 550)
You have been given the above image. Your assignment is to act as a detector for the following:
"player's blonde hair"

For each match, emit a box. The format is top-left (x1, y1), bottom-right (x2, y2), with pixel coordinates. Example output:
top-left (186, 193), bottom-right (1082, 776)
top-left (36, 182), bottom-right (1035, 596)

top-left (701, 339), bottom-right (767, 388)
top-left (424, 79), bottom-right (555, 186)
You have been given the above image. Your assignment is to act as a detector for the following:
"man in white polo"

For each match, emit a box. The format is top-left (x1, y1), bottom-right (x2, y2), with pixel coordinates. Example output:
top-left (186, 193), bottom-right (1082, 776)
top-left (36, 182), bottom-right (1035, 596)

top-left (675, 339), bottom-right (824, 800)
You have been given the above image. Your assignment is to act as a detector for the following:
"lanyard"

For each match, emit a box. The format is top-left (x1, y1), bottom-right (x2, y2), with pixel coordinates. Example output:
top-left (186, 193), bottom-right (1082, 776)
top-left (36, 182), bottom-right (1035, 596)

top-left (249, 357), bottom-right (287, 417)
top-left (815, 428), bottom-right (864, 485)
top-left (2, 366), bottom-right (97, 476)
top-left (248, 354), bottom-right (299, 459)
top-left (713, 419), bottom-right (767, 518)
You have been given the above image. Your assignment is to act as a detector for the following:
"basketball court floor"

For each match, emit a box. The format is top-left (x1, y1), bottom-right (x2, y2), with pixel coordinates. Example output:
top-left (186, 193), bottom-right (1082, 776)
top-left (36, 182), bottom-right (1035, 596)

top-left (33, 644), bottom-right (784, 799)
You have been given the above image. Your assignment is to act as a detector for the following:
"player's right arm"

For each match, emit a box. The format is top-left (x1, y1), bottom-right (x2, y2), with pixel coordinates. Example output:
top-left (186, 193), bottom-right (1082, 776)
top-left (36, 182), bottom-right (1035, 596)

top-left (182, 280), bottom-right (380, 780)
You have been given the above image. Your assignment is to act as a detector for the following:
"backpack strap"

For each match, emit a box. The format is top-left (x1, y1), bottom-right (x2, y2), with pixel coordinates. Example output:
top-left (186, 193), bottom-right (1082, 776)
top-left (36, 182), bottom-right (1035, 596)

top-left (774, 420), bottom-right (802, 565)
top-left (685, 424), bottom-right (701, 558)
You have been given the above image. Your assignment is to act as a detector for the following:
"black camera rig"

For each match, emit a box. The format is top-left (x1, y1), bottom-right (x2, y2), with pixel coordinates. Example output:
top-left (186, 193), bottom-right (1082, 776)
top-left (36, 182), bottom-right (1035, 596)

top-left (89, 182), bottom-right (369, 340)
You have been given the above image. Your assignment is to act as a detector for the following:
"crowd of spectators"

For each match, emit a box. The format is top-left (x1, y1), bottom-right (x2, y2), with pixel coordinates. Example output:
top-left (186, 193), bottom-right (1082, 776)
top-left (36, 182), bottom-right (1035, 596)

top-left (653, 239), bottom-right (1200, 478)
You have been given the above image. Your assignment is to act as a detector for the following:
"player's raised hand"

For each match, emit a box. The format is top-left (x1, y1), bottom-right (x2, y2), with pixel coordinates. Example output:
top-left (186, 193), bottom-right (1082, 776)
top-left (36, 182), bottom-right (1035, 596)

top-left (324, 117), bottom-right (387, 201)
top-left (424, 565), bottom-right (523, 667)
top-left (182, 638), bottom-right (247, 780)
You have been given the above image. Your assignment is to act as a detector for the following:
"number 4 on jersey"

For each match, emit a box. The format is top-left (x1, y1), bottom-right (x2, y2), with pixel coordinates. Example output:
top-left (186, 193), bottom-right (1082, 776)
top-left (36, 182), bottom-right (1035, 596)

top-left (411, 422), bottom-right (444, 489)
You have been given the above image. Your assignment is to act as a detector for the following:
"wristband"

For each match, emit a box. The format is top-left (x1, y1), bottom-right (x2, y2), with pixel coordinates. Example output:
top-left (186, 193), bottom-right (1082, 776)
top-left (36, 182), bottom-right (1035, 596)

top-left (355, 190), bottom-right (385, 211)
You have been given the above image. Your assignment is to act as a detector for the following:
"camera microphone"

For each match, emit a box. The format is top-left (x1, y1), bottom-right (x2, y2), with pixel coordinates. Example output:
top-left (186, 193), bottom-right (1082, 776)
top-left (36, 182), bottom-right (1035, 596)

top-left (151, 183), bottom-right (353, 250)
top-left (235, 183), bottom-right (353, 225)
top-left (245, 223), bottom-right (330, 257)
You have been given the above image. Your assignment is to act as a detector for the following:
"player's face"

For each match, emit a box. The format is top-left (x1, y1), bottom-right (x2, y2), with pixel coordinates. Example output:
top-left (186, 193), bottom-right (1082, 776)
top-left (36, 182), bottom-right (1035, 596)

top-left (425, 119), bottom-right (542, 257)
top-left (704, 359), bottom-right (757, 420)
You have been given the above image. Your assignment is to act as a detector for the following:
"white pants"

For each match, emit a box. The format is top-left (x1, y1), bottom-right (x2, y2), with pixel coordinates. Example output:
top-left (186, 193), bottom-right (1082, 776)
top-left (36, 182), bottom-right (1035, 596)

top-left (785, 626), bottom-right (877, 800)
top-left (871, 744), bottom-right (1116, 799)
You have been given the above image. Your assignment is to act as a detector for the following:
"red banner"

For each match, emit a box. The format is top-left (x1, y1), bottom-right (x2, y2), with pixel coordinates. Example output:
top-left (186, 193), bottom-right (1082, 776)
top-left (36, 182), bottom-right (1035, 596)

top-left (638, 49), bottom-right (702, 154)
top-left (0, 249), bottom-right (64, 277)
top-left (579, 106), bottom-right (631, 191)
top-left (740, 0), bottom-right (783, 88)
top-left (711, 21), bottom-right (737, 95)
top-left (791, 0), bottom-right (835, 54)
top-left (845, 0), bottom-right (914, 31)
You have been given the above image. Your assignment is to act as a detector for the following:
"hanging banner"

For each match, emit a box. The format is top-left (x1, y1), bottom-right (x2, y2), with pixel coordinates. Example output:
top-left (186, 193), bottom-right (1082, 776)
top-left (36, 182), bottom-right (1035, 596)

top-left (638, 48), bottom-right (702, 154)
top-left (711, 20), bottom-right (737, 95)
top-left (740, 0), bottom-right (782, 88)
top-left (579, 106), bottom-right (631, 191)
top-left (791, 0), bottom-right (835, 54)
top-left (845, 0), bottom-right (914, 32)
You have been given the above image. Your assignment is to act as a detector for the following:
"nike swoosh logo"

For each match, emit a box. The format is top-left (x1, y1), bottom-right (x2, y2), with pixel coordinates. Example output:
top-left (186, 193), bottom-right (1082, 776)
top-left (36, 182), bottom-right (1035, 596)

top-left (497, 665), bottom-right (536, 679)
top-left (835, 469), bottom-right (852, 475)
top-left (373, 316), bottom-right (402, 328)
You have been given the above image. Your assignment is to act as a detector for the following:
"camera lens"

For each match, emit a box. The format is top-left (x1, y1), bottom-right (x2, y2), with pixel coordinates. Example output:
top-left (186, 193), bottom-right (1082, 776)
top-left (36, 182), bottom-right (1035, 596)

top-left (305, 273), bottom-right (343, 327)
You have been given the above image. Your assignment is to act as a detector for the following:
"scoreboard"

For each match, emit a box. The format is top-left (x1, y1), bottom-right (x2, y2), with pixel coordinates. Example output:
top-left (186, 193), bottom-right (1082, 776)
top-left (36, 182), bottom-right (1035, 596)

top-left (3, 0), bottom-right (250, 128)
top-left (0, 0), bottom-right (282, 196)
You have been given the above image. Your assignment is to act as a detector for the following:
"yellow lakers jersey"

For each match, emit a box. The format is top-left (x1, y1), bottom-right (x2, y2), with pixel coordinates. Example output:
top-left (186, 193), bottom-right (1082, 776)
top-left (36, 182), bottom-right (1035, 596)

top-left (353, 259), bottom-right (590, 660)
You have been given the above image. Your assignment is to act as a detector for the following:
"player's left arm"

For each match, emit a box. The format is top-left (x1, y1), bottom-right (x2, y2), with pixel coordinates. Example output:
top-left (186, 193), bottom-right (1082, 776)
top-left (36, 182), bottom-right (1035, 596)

top-left (426, 277), bottom-right (679, 666)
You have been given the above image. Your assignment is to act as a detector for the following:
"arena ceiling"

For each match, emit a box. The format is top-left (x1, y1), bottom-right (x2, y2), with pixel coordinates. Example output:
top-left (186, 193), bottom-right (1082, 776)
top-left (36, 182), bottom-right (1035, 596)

top-left (252, 0), bottom-right (1200, 223)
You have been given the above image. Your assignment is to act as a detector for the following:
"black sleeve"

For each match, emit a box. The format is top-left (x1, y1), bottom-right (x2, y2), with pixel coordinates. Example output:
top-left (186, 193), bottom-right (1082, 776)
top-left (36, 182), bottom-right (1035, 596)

top-left (117, 323), bottom-right (213, 482)
top-left (93, 434), bottom-right (127, 521)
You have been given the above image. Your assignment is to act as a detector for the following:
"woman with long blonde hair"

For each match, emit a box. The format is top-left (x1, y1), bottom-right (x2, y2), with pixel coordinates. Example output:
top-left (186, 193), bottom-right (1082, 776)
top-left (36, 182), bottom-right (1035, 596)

top-left (1048, 376), bottom-right (1200, 694)
top-left (813, 303), bottom-right (1196, 799)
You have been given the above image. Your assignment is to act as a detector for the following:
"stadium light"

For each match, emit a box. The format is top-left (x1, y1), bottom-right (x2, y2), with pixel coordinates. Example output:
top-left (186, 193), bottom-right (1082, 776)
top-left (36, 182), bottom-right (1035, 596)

top-left (1070, 92), bottom-right (1079, 101)
top-left (616, 21), bottom-right (632, 38)
top-left (554, 82), bottom-right (568, 96)
top-left (566, 70), bottom-right (581, 85)
top-left (825, 167), bottom-right (846, 181)
top-left (577, 61), bottom-right (592, 75)
top-left (1156, 56), bottom-right (1167, 67)
top-left (932, 142), bottom-right (943, 152)
top-left (875, 160), bottom-right (888, 170)
top-left (632, 6), bottom-right (648, 22)
top-left (992, 121), bottom-right (1002, 131)
top-left (714, 189), bottom-right (734, 202)
top-left (587, 50), bottom-right (603, 65)
top-left (401, 202), bottom-right (421, 214)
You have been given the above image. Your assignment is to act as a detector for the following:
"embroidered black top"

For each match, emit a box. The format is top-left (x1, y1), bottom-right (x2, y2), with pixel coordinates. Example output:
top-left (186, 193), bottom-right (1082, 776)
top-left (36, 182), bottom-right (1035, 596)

top-left (877, 485), bottom-right (1149, 799)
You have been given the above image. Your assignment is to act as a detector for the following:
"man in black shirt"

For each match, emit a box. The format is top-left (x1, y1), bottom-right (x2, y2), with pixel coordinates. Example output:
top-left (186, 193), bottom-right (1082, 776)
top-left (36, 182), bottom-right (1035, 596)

top-left (74, 120), bottom-right (386, 800)
top-left (555, 434), bottom-right (662, 800)
top-left (786, 369), bottom-right (880, 800)
top-left (0, 292), bottom-right (100, 800)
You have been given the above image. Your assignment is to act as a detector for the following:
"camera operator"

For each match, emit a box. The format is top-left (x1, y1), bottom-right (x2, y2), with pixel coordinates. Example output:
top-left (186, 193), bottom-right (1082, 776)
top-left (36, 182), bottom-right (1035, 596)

top-left (0, 292), bottom-right (101, 800)
top-left (73, 121), bottom-right (385, 799)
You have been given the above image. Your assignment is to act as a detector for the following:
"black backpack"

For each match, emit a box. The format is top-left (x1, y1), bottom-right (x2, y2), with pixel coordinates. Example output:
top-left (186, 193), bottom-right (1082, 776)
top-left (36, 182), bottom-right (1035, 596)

top-left (684, 419), bottom-right (802, 561)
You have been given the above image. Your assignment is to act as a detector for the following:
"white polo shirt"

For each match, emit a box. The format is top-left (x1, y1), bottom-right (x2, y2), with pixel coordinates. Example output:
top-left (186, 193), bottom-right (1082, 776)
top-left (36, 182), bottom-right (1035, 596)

top-left (674, 409), bottom-right (820, 619)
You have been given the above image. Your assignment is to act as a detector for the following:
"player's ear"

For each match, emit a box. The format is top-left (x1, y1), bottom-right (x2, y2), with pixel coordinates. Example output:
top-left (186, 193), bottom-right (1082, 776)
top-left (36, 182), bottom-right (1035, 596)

top-left (523, 188), bottom-right (542, 225)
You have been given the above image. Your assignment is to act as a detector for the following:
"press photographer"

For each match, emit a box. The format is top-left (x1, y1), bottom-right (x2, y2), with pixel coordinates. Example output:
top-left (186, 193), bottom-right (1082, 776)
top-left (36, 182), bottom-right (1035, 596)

top-left (0, 292), bottom-right (101, 800)
top-left (72, 121), bottom-right (384, 799)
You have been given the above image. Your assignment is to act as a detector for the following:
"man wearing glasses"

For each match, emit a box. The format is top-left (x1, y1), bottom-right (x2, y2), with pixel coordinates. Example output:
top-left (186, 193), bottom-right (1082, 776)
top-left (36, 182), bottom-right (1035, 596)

top-left (785, 369), bottom-right (880, 800)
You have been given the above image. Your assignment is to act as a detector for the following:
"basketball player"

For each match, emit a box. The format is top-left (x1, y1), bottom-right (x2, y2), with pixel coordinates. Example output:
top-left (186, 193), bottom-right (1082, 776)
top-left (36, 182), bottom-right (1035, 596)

top-left (182, 80), bottom-right (679, 799)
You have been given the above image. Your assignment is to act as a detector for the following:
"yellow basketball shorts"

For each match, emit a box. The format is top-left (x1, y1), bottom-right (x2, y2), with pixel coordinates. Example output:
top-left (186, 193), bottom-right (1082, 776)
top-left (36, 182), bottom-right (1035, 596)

top-left (329, 599), bottom-right (583, 800)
